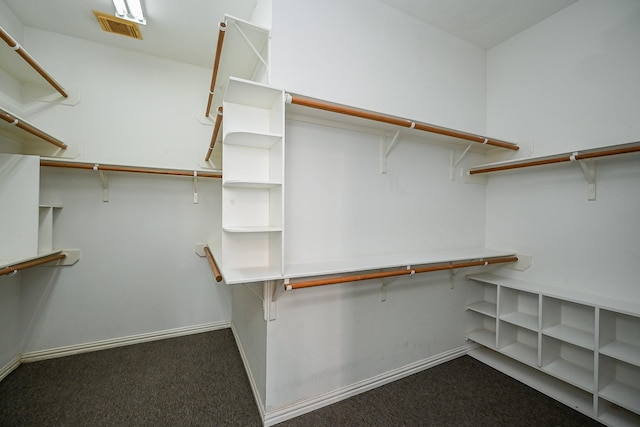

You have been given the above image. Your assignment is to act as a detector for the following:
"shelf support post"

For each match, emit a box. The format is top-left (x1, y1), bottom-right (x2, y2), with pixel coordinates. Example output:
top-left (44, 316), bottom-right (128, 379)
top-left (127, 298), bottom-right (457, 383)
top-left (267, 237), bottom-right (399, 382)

top-left (264, 280), bottom-right (279, 321)
top-left (450, 143), bottom-right (474, 181)
top-left (576, 157), bottom-right (596, 201)
top-left (93, 164), bottom-right (109, 202)
top-left (193, 171), bottom-right (198, 204)
top-left (380, 131), bottom-right (401, 173)
top-left (232, 21), bottom-right (268, 77)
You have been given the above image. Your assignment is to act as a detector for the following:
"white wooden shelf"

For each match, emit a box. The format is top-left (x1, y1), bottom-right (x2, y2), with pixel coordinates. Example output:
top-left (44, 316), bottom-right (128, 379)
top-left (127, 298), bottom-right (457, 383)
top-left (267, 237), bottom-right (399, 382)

top-left (204, 15), bottom-right (270, 120)
top-left (466, 273), bottom-right (640, 427)
top-left (543, 324), bottom-right (595, 350)
top-left (223, 226), bottom-right (283, 233)
top-left (501, 341), bottom-right (537, 367)
top-left (543, 358), bottom-right (594, 392)
top-left (223, 131), bottom-right (282, 148)
top-left (467, 301), bottom-right (496, 317)
top-left (0, 107), bottom-right (78, 158)
top-left (600, 381), bottom-right (640, 415)
top-left (466, 329), bottom-right (496, 349)
top-left (0, 25), bottom-right (72, 101)
top-left (500, 312), bottom-right (538, 331)
top-left (222, 180), bottom-right (282, 189)
top-left (600, 341), bottom-right (640, 368)
top-left (469, 347), bottom-right (595, 418)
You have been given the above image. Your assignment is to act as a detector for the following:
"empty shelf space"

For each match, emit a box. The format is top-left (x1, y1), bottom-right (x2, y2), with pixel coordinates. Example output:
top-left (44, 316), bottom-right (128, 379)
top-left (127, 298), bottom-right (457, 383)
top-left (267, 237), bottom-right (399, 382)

top-left (469, 347), bottom-right (595, 418)
top-left (466, 329), bottom-right (496, 349)
top-left (223, 226), bottom-right (283, 233)
top-left (600, 341), bottom-right (640, 367)
top-left (223, 180), bottom-right (282, 189)
top-left (466, 301), bottom-right (497, 317)
top-left (600, 381), bottom-right (640, 415)
top-left (542, 324), bottom-right (595, 350)
top-left (598, 402), bottom-right (640, 427)
top-left (500, 312), bottom-right (538, 331)
top-left (223, 131), bottom-right (282, 148)
top-left (543, 358), bottom-right (594, 392)
top-left (500, 341), bottom-right (538, 367)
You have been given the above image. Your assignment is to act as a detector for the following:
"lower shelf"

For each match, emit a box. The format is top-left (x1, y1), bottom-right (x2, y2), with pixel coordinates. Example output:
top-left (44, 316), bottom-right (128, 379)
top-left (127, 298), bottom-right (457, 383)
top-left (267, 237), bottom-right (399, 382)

top-left (600, 380), bottom-right (640, 415)
top-left (469, 347), bottom-right (594, 418)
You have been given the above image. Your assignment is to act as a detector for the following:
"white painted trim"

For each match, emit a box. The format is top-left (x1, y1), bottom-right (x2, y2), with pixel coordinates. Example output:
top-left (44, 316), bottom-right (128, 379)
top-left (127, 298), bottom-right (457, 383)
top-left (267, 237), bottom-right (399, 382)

top-left (21, 321), bottom-right (230, 363)
top-left (230, 322), bottom-right (267, 421)
top-left (263, 343), bottom-right (476, 426)
top-left (0, 355), bottom-right (22, 382)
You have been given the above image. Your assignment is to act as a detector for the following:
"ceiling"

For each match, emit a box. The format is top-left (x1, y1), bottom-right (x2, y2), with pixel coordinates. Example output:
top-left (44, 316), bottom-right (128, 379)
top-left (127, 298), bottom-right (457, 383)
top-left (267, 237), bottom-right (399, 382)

top-left (378, 0), bottom-right (577, 49)
top-left (3, 0), bottom-right (577, 68)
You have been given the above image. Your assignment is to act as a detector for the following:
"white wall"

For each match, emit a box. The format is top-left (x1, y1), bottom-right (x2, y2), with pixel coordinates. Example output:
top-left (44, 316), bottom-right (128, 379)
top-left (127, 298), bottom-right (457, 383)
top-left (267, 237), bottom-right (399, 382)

top-left (18, 27), bottom-right (216, 170)
top-left (485, 0), bottom-right (640, 301)
top-left (243, 0), bottom-right (492, 417)
top-left (0, 26), bottom-right (230, 355)
top-left (270, 0), bottom-right (487, 135)
top-left (21, 167), bottom-right (228, 352)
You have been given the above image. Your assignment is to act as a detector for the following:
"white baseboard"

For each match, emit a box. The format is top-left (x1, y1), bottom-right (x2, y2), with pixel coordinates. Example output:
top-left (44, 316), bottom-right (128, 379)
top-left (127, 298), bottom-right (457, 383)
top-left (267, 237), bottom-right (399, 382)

top-left (262, 343), bottom-right (476, 426)
top-left (0, 355), bottom-right (22, 382)
top-left (20, 321), bottom-right (230, 363)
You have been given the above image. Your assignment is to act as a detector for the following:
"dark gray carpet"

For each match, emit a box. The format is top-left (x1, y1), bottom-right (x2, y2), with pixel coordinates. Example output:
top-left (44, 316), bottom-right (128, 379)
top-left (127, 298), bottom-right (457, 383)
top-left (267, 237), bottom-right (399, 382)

top-left (0, 329), bottom-right (601, 426)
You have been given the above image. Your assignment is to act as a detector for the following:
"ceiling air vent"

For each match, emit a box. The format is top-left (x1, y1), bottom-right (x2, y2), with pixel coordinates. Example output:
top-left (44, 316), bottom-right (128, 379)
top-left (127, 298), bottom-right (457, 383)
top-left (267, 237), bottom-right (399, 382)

top-left (93, 11), bottom-right (143, 40)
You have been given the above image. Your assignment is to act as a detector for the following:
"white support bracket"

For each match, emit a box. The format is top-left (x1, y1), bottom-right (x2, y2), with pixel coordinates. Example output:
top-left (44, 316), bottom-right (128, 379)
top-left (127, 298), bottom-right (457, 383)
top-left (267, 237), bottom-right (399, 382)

top-left (193, 171), bottom-right (198, 204)
top-left (450, 144), bottom-right (473, 181)
top-left (381, 265), bottom-right (413, 301)
top-left (576, 157), bottom-right (597, 201)
top-left (264, 280), bottom-right (280, 321)
top-left (449, 267), bottom-right (461, 289)
top-left (380, 131), bottom-right (401, 174)
top-left (93, 164), bottom-right (109, 202)
top-left (233, 21), bottom-right (269, 80)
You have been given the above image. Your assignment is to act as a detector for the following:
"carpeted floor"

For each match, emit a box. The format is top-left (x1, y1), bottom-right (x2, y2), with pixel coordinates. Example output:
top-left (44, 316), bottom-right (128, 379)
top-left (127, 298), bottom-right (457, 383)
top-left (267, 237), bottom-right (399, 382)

top-left (0, 329), bottom-right (602, 426)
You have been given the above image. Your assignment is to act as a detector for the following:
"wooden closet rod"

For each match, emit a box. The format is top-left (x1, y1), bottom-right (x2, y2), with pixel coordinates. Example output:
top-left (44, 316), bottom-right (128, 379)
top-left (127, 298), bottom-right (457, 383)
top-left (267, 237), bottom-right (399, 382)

top-left (0, 108), bottom-right (68, 149)
top-left (204, 246), bottom-right (223, 282)
top-left (204, 107), bottom-right (223, 162)
top-left (0, 252), bottom-right (67, 277)
top-left (0, 26), bottom-right (68, 99)
top-left (205, 22), bottom-right (227, 117)
top-left (286, 94), bottom-right (519, 151)
top-left (286, 256), bottom-right (518, 290)
top-left (469, 142), bottom-right (640, 175)
top-left (40, 160), bottom-right (222, 178)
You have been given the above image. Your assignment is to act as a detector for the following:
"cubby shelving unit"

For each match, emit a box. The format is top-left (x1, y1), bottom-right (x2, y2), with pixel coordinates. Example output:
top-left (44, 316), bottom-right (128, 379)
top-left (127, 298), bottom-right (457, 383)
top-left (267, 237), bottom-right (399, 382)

top-left (465, 273), bottom-right (640, 427)
top-left (0, 154), bottom-right (78, 276)
top-left (218, 78), bottom-right (284, 282)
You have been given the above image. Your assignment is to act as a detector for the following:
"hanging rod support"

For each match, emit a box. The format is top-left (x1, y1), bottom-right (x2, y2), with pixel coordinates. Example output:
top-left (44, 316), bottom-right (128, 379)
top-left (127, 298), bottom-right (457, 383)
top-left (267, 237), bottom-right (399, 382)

top-left (450, 143), bottom-right (473, 181)
top-left (233, 21), bottom-right (268, 68)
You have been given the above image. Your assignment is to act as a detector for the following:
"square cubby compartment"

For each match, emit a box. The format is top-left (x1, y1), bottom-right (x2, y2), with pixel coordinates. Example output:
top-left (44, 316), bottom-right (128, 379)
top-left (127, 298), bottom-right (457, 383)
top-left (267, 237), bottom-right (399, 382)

top-left (466, 281), bottom-right (497, 318)
top-left (542, 297), bottom-right (595, 350)
top-left (599, 310), bottom-right (640, 367)
top-left (541, 335), bottom-right (594, 392)
top-left (465, 310), bottom-right (496, 349)
top-left (599, 355), bottom-right (640, 416)
top-left (498, 321), bottom-right (538, 367)
top-left (499, 287), bottom-right (539, 331)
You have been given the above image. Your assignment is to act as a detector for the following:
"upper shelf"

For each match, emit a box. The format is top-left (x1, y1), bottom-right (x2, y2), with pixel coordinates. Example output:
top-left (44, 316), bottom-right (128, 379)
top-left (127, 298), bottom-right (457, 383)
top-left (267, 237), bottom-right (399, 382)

top-left (204, 15), bottom-right (270, 119)
top-left (0, 25), bottom-right (68, 99)
top-left (468, 141), bottom-right (640, 175)
top-left (0, 107), bottom-right (76, 158)
top-left (210, 243), bottom-right (518, 285)
top-left (285, 93), bottom-right (520, 153)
